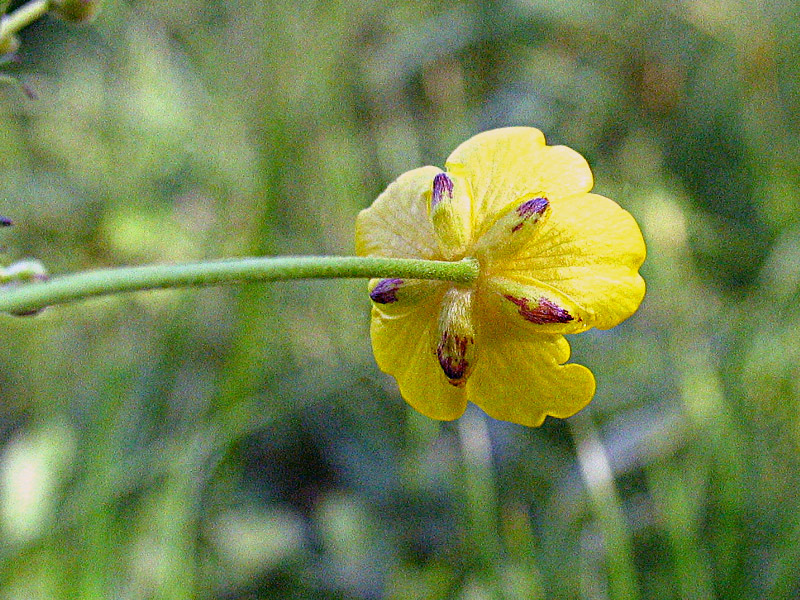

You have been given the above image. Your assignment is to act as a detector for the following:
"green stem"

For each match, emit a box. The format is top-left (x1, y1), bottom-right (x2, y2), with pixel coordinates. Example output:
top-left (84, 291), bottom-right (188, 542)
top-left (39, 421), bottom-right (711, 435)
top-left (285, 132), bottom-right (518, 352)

top-left (0, 255), bottom-right (480, 314)
top-left (0, 0), bottom-right (50, 39)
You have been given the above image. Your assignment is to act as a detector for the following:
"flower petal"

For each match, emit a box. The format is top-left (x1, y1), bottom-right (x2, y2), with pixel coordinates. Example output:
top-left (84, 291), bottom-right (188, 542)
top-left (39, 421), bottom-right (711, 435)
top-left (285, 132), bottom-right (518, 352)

top-left (370, 284), bottom-right (468, 420)
top-left (444, 127), bottom-right (593, 237)
top-left (355, 166), bottom-right (443, 259)
top-left (494, 193), bottom-right (646, 330)
top-left (466, 322), bottom-right (595, 427)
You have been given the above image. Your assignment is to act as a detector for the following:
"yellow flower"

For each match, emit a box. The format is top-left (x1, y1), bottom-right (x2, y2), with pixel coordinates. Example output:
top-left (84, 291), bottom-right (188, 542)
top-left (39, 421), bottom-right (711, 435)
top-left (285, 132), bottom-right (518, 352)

top-left (355, 127), bottom-right (646, 426)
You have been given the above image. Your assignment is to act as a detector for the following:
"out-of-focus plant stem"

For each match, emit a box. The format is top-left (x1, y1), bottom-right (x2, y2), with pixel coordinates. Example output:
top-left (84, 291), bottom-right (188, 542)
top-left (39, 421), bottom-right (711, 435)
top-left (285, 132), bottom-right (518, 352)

top-left (570, 414), bottom-right (641, 600)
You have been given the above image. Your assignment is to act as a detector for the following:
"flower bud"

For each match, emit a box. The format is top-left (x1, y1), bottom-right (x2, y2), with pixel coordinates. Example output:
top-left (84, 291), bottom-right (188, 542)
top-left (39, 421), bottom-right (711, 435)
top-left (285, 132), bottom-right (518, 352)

top-left (428, 172), bottom-right (473, 260)
top-left (0, 34), bottom-right (20, 55)
top-left (436, 288), bottom-right (477, 387)
top-left (485, 275), bottom-right (589, 334)
top-left (368, 277), bottom-right (433, 306)
top-left (474, 195), bottom-right (550, 262)
top-left (1, 259), bottom-right (49, 316)
top-left (49, 0), bottom-right (103, 23)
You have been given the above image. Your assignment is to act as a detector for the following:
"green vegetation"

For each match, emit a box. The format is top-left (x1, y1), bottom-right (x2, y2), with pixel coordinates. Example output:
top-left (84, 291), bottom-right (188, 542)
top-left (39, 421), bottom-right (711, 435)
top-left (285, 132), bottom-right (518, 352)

top-left (0, 0), bottom-right (798, 598)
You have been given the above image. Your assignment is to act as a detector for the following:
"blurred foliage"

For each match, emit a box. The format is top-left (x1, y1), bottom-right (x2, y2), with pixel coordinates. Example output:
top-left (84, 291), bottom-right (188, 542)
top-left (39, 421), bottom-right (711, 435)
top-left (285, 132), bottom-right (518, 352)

top-left (0, 0), bottom-right (799, 598)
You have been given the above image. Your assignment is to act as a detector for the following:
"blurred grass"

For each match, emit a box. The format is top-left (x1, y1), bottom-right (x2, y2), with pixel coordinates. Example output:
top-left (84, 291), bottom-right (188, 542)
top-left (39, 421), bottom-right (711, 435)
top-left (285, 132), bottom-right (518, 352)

top-left (0, 0), bottom-right (799, 598)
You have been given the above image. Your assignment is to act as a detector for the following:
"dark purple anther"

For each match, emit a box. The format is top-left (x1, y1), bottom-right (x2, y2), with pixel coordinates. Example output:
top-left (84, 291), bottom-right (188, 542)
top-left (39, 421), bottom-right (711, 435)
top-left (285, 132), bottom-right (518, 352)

top-left (370, 278), bottom-right (403, 304)
top-left (504, 295), bottom-right (573, 324)
top-left (511, 196), bottom-right (549, 233)
top-left (431, 173), bottom-right (454, 209)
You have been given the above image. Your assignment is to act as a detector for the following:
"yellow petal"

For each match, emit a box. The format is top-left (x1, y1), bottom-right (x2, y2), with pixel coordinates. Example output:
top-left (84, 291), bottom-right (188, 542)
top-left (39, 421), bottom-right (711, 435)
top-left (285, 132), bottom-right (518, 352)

top-left (370, 284), bottom-right (467, 420)
top-left (495, 193), bottom-right (646, 330)
top-left (444, 127), bottom-right (593, 237)
top-left (355, 166), bottom-right (443, 259)
top-left (466, 321), bottom-right (595, 427)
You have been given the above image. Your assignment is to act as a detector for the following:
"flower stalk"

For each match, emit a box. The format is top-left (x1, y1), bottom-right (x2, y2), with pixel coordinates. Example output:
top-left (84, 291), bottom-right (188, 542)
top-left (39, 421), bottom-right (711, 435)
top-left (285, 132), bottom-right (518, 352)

top-left (0, 255), bottom-right (480, 315)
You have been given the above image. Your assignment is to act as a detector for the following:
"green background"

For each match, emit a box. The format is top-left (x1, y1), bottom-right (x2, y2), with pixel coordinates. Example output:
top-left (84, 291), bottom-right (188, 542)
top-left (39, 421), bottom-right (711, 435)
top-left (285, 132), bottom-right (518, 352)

top-left (0, 0), bottom-right (798, 598)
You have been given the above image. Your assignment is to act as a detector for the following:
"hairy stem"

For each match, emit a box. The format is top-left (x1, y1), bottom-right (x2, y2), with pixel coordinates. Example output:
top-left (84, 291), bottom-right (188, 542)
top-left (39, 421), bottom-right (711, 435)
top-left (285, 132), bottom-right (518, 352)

top-left (0, 255), bottom-right (480, 314)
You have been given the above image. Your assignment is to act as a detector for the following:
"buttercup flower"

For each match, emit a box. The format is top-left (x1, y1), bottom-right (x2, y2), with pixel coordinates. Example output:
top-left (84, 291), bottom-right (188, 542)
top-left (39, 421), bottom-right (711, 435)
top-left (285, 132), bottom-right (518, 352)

top-left (356, 127), bottom-right (645, 426)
